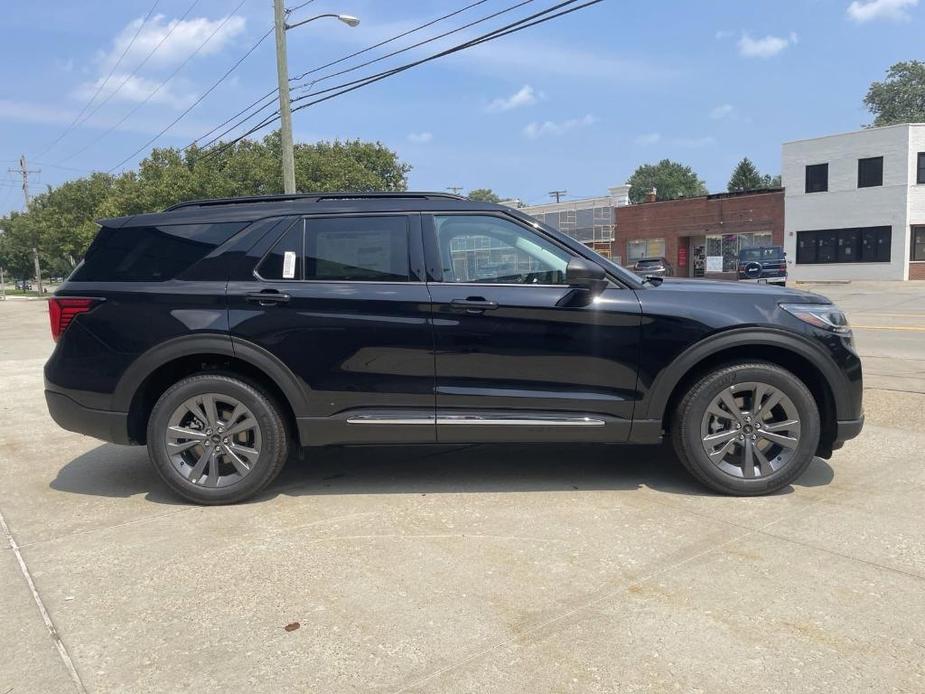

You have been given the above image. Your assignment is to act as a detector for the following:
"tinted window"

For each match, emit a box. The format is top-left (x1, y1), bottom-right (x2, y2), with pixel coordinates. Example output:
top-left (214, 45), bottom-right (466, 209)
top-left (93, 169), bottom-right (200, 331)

top-left (912, 226), bottom-right (925, 262)
top-left (797, 227), bottom-right (891, 264)
top-left (306, 216), bottom-right (409, 282)
top-left (858, 156), bottom-right (883, 188)
top-left (257, 222), bottom-right (302, 280)
top-left (434, 215), bottom-right (570, 284)
top-left (72, 222), bottom-right (247, 282)
top-left (805, 163), bottom-right (828, 193)
top-left (918, 153), bottom-right (925, 185)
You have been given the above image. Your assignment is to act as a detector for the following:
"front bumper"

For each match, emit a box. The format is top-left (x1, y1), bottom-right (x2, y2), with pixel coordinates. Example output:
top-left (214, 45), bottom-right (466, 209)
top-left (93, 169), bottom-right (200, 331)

top-left (831, 414), bottom-right (865, 451)
top-left (45, 390), bottom-right (133, 445)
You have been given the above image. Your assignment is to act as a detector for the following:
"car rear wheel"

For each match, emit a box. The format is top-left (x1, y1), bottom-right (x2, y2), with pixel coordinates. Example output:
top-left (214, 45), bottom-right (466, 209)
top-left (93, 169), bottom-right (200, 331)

top-left (146, 374), bottom-right (289, 505)
top-left (671, 361), bottom-right (820, 495)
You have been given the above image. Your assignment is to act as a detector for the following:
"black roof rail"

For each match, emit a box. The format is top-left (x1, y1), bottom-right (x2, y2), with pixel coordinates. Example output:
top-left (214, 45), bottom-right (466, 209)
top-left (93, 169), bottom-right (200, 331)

top-left (163, 191), bottom-right (466, 212)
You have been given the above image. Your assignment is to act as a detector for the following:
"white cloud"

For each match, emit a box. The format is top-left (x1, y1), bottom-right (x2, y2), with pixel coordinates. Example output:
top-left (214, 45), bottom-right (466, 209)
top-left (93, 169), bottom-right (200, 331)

top-left (634, 133), bottom-right (716, 148)
top-left (523, 114), bottom-right (596, 139)
top-left (710, 104), bottom-right (735, 119)
top-left (737, 32), bottom-right (798, 58)
top-left (99, 14), bottom-right (247, 71)
top-left (407, 131), bottom-right (433, 144)
top-left (673, 136), bottom-right (716, 148)
top-left (634, 132), bottom-right (662, 145)
top-left (715, 30), bottom-right (735, 40)
top-left (74, 73), bottom-right (193, 108)
top-left (486, 85), bottom-right (542, 112)
top-left (0, 98), bottom-right (206, 139)
top-left (847, 0), bottom-right (918, 22)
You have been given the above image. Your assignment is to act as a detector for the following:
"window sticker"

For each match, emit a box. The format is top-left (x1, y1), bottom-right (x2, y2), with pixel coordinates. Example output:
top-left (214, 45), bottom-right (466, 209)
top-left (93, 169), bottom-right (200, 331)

top-left (282, 251), bottom-right (296, 279)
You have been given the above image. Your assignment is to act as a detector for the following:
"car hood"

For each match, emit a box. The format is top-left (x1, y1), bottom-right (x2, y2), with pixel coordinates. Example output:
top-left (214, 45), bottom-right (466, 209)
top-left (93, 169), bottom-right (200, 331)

top-left (644, 277), bottom-right (831, 303)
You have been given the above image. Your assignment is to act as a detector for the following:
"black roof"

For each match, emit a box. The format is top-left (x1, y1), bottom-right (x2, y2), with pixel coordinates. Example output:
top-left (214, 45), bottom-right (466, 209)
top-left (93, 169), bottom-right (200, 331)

top-left (100, 192), bottom-right (507, 228)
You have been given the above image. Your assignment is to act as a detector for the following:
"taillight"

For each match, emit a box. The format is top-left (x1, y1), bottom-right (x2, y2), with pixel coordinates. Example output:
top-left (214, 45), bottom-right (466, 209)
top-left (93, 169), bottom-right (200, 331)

top-left (48, 297), bottom-right (99, 342)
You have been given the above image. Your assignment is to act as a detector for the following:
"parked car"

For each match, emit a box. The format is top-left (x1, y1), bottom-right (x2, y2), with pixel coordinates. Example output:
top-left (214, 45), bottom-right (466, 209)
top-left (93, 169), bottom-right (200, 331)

top-left (738, 246), bottom-right (787, 285)
top-left (16, 280), bottom-right (32, 291)
top-left (44, 193), bottom-right (863, 504)
top-left (633, 256), bottom-right (673, 277)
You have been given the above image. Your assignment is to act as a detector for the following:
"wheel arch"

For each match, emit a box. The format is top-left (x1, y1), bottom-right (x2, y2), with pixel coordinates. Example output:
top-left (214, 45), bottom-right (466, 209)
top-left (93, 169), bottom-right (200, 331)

top-left (116, 334), bottom-right (309, 444)
top-left (643, 329), bottom-right (846, 456)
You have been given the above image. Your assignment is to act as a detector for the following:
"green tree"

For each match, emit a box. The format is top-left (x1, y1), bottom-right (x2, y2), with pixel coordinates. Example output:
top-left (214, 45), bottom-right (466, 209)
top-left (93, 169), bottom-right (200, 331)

top-left (727, 158), bottom-right (763, 191)
top-left (864, 61), bottom-right (925, 126)
top-left (0, 213), bottom-right (39, 280)
top-left (727, 158), bottom-right (782, 192)
top-left (467, 188), bottom-right (502, 203)
top-left (627, 159), bottom-right (708, 203)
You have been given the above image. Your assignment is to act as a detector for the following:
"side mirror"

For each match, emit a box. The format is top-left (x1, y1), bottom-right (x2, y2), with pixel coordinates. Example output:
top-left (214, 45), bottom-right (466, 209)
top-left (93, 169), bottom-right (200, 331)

top-left (565, 257), bottom-right (607, 296)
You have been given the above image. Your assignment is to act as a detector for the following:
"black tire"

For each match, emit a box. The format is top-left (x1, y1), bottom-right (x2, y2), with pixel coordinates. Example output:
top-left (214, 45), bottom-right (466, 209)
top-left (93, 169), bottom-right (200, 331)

top-left (671, 361), bottom-right (820, 496)
top-left (146, 374), bottom-right (289, 505)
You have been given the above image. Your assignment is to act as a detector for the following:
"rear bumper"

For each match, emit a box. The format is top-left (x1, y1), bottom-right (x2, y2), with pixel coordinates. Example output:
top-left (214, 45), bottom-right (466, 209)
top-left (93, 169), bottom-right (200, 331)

top-left (45, 390), bottom-right (133, 445)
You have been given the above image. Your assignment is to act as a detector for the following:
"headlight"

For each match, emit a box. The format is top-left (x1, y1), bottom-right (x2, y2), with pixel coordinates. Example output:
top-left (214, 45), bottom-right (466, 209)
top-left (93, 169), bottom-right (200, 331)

top-left (780, 303), bottom-right (851, 334)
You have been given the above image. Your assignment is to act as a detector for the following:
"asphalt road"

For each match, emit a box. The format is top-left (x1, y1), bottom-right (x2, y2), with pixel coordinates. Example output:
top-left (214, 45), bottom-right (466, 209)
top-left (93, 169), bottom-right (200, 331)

top-left (1, 285), bottom-right (923, 693)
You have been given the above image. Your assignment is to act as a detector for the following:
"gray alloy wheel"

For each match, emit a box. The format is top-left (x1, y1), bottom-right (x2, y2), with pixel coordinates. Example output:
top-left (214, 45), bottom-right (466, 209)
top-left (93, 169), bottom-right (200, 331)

top-left (671, 361), bottom-right (820, 496)
top-left (165, 393), bottom-right (263, 488)
top-left (147, 374), bottom-right (289, 505)
top-left (699, 381), bottom-right (801, 479)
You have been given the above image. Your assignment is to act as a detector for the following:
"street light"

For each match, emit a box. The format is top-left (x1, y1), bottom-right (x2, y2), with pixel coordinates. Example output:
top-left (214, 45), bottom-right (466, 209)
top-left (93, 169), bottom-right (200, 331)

top-left (273, 2), bottom-right (361, 194)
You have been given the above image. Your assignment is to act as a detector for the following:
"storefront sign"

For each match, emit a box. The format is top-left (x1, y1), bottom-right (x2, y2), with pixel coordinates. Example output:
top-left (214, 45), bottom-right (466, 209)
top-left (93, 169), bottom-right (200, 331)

top-left (677, 245), bottom-right (688, 268)
top-left (706, 256), bottom-right (723, 273)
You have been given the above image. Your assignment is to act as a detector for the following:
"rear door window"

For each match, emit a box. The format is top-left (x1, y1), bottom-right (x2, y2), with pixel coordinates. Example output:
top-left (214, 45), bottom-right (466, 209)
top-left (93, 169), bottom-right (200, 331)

top-left (305, 216), bottom-right (411, 282)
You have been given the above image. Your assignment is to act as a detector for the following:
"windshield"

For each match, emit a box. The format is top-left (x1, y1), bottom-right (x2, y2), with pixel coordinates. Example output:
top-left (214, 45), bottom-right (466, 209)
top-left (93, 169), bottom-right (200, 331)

top-left (739, 247), bottom-right (783, 262)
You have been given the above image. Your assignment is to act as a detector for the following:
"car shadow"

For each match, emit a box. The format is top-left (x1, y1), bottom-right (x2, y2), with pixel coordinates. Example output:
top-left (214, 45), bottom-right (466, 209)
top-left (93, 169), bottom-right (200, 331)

top-left (49, 441), bottom-right (835, 505)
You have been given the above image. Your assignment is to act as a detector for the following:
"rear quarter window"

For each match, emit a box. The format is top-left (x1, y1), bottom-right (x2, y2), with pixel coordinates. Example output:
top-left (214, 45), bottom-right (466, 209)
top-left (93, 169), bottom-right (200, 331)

top-left (71, 222), bottom-right (247, 282)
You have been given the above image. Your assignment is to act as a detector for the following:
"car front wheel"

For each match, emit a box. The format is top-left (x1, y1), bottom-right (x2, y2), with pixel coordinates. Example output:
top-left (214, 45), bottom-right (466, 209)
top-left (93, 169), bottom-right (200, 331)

top-left (146, 374), bottom-right (289, 505)
top-left (671, 361), bottom-right (820, 495)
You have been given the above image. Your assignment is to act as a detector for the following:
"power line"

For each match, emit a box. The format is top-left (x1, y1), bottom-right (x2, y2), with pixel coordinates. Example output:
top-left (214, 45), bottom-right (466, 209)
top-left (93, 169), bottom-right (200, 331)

top-left (290, 0), bottom-right (536, 95)
top-left (186, 0), bottom-right (496, 151)
top-left (197, 0), bottom-right (541, 152)
top-left (285, 0), bottom-right (318, 14)
top-left (58, 0), bottom-right (247, 166)
top-left (108, 24), bottom-right (275, 172)
top-left (200, 0), bottom-right (602, 161)
top-left (34, 0), bottom-right (162, 159)
top-left (52, 0), bottom-right (204, 164)
top-left (290, 0), bottom-right (491, 82)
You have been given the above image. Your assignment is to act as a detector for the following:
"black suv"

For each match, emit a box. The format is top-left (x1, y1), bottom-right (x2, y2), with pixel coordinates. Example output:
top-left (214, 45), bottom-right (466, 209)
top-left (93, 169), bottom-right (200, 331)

top-left (45, 193), bottom-right (863, 504)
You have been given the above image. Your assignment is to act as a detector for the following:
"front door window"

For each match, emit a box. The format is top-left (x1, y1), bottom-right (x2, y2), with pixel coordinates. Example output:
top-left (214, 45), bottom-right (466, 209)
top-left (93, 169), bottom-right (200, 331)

top-left (433, 215), bottom-right (570, 285)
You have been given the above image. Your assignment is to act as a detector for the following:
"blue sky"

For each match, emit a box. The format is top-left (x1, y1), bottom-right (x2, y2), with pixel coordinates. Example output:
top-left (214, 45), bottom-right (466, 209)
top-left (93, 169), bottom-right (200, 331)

top-left (1, 0), bottom-right (922, 213)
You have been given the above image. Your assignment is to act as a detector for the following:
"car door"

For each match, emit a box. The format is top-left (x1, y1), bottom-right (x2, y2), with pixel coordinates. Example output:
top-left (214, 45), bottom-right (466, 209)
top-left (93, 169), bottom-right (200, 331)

top-left (423, 212), bottom-right (642, 443)
top-left (227, 213), bottom-right (436, 445)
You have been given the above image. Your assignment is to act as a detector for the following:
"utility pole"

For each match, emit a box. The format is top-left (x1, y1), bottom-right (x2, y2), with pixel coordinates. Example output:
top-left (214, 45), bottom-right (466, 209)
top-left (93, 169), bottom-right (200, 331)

top-left (273, 0), bottom-right (296, 194)
top-left (446, 186), bottom-right (464, 195)
top-left (548, 190), bottom-right (567, 203)
top-left (9, 155), bottom-right (42, 294)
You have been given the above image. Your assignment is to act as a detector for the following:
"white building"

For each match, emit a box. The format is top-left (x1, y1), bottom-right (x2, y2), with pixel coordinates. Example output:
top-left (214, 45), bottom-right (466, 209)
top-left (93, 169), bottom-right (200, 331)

top-left (782, 123), bottom-right (925, 281)
top-left (508, 185), bottom-right (631, 260)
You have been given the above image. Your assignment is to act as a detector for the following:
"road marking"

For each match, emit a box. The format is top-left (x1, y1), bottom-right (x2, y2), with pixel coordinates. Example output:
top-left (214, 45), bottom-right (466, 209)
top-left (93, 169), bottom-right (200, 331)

top-left (851, 325), bottom-right (925, 332)
top-left (0, 506), bottom-right (87, 693)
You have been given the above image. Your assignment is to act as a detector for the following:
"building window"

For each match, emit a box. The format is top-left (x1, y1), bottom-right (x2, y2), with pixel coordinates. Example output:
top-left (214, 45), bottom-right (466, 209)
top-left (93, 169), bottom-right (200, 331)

top-left (626, 238), bottom-right (664, 262)
top-left (857, 156), bottom-right (883, 188)
top-left (796, 226), bottom-right (891, 264)
top-left (918, 153), bottom-right (925, 185)
top-left (805, 163), bottom-right (828, 193)
top-left (912, 226), bottom-right (925, 262)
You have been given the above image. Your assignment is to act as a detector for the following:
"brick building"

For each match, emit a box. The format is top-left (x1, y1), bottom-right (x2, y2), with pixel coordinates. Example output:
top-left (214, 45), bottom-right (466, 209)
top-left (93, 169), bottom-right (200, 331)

top-left (612, 189), bottom-right (785, 279)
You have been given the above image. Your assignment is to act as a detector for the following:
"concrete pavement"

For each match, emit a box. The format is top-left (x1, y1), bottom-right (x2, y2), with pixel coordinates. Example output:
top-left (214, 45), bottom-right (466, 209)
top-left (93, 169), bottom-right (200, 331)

top-left (1, 287), bottom-right (923, 693)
